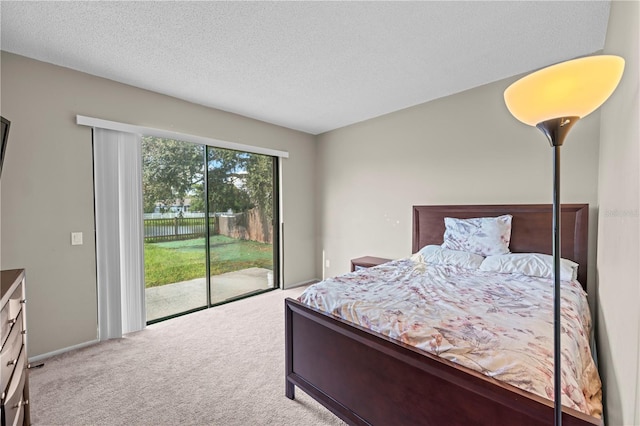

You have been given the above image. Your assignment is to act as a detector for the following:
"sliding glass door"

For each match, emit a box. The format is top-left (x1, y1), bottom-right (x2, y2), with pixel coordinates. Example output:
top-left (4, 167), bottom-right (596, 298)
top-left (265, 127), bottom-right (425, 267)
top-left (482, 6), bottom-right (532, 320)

top-left (142, 137), bottom-right (278, 323)
top-left (207, 147), bottom-right (277, 304)
top-left (142, 137), bottom-right (208, 322)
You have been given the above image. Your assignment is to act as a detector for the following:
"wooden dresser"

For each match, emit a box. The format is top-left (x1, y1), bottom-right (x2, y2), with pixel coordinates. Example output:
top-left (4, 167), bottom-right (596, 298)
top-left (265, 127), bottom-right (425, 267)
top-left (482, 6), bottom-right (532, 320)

top-left (1, 269), bottom-right (30, 425)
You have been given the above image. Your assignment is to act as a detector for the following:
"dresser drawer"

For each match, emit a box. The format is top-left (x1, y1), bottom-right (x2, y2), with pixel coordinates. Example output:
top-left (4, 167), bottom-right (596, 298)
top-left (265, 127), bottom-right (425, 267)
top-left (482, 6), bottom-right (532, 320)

top-left (1, 282), bottom-right (23, 347)
top-left (0, 310), bottom-right (23, 394)
top-left (1, 346), bottom-right (26, 426)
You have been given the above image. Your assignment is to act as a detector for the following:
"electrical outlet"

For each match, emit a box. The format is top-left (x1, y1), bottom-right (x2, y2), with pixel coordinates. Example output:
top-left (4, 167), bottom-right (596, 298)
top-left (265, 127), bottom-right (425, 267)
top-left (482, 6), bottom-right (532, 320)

top-left (71, 232), bottom-right (83, 246)
top-left (325, 259), bottom-right (330, 268)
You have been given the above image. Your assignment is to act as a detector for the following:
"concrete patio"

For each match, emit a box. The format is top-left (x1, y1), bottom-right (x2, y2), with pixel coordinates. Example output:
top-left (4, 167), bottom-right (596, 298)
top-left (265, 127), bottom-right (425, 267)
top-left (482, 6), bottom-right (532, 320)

top-left (145, 267), bottom-right (274, 321)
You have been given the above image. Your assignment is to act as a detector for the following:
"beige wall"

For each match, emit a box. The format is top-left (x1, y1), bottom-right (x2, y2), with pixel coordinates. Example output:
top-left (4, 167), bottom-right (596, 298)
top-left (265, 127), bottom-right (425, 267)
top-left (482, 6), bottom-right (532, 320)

top-left (598, 1), bottom-right (640, 424)
top-left (0, 52), bottom-right (317, 358)
top-left (317, 74), bottom-right (602, 300)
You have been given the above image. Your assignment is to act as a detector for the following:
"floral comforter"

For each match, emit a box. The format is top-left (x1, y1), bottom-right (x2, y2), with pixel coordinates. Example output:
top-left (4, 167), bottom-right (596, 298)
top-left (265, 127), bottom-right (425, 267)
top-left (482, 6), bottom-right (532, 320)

top-left (298, 258), bottom-right (602, 417)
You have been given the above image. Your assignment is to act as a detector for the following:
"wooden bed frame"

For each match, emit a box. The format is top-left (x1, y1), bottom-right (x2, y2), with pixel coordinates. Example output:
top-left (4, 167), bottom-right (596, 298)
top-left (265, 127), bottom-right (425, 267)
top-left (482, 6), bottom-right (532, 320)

top-left (285, 204), bottom-right (601, 426)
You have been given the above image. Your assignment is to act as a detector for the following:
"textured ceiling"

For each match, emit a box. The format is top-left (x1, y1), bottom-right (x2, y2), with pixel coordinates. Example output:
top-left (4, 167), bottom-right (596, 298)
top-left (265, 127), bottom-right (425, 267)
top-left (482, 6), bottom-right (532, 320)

top-left (0, 1), bottom-right (610, 135)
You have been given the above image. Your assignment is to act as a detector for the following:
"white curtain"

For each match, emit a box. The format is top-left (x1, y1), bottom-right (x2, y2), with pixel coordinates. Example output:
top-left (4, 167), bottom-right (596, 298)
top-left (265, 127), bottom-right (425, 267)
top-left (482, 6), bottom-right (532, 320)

top-left (93, 128), bottom-right (145, 339)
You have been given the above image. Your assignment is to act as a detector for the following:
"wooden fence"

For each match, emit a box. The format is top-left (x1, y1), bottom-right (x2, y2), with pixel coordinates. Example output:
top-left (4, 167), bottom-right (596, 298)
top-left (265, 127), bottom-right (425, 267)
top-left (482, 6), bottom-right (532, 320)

top-left (144, 209), bottom-right (272, 244)
top-left (144, 217), bottom-right (210, 243)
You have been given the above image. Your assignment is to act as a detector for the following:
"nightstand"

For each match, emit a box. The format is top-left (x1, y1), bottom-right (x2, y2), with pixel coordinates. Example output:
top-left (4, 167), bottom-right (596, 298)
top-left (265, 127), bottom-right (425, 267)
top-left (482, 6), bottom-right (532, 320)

top-left (350, 256), bottom-right (392, 272)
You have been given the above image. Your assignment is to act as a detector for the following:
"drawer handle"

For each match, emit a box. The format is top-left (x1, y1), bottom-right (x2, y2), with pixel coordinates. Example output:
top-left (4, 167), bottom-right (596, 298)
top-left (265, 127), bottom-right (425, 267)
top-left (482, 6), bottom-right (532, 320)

top-left (20, 299), bottom-right (26, 304)
top-left (12, 399), bottom-right (28, 409)
top-left (8, 317), bottom-right (17, 325)
top-left (7, 358), bottom-right (18, 367)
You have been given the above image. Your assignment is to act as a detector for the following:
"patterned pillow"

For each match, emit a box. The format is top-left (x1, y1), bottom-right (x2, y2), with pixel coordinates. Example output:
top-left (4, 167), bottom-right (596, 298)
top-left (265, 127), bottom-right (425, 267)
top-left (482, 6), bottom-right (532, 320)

top-left (441, 214), bottom-right (513, 256)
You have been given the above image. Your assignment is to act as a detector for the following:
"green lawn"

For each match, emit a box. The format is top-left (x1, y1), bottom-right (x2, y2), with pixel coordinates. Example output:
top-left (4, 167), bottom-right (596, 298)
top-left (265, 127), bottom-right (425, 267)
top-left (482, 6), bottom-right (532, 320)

top-left (144, 235), bottom-right (273, 288)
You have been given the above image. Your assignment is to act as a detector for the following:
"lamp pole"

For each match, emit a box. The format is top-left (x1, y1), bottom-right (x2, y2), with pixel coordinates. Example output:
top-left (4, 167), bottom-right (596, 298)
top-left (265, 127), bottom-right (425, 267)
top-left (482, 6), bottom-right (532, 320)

top-left (536, 116), bottom-right (578, 426)
top-left (505, 54), bottom-right (624, 426)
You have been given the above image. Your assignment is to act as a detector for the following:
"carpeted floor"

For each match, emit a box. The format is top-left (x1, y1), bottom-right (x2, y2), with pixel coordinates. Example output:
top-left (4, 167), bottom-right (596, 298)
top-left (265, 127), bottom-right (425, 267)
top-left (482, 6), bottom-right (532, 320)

top-left (29, 285), bottom-right (345, 425)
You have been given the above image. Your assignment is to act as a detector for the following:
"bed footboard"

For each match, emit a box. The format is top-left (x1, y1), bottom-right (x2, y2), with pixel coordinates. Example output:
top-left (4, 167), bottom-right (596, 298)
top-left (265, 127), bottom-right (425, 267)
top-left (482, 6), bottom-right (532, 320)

top-left (285, 298), bottom-right (601, 426)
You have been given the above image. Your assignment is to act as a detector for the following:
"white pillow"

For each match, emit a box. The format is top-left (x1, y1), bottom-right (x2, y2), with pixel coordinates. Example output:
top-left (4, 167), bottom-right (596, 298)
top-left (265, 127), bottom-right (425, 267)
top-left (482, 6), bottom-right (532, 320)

top-left (441, 215), bottom-right (512, 257)
top-left (479, 253), bottom-right (579, 282)
top-left (412, 245), bottom-right (485, 270)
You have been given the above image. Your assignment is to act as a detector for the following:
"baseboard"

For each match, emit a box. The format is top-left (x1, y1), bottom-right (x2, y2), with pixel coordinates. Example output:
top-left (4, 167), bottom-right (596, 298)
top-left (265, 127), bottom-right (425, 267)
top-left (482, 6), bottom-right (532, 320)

top-left (29, 338), bottom-right (100, 364)
top-left (283, 279), bottom-right (320, 290)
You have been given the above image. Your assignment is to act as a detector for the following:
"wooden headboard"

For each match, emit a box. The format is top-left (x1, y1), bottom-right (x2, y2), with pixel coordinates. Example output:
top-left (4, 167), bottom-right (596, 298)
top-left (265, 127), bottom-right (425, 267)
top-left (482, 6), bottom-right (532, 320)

top-left (412, 204), bottom-right (589, 288)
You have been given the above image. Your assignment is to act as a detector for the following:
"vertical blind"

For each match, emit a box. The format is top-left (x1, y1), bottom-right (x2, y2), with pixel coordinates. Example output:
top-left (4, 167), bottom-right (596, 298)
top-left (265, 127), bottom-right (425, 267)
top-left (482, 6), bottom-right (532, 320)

top-left (93, 128), bottom-right (146, 339)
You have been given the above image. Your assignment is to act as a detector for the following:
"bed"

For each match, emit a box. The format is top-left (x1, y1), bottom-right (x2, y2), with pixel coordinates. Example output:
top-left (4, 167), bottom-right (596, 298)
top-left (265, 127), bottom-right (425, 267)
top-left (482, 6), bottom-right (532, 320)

top-left (285, 204), bottom-right (602, 426)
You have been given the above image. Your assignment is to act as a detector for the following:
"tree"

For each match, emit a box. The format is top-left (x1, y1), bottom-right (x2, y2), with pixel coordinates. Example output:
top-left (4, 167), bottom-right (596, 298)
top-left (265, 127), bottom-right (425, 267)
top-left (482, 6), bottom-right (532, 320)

top-left (245, 154), bottom-right (274, 221)
top-left (142, 138), bottom-right (275, 223)
top-left (142, 137), bottom-right (204, 213)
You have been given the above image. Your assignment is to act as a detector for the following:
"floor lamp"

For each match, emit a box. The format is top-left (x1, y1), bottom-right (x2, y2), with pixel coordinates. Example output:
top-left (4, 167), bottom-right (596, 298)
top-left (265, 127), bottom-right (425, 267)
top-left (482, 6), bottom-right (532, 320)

top-left (504, 55), bottom-right (624, 426)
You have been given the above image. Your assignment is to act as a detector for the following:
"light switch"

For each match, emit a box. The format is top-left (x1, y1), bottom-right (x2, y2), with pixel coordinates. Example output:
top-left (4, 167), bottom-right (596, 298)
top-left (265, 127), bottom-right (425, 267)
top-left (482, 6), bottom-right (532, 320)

top-left (71, 232), bottom-right (83, 246)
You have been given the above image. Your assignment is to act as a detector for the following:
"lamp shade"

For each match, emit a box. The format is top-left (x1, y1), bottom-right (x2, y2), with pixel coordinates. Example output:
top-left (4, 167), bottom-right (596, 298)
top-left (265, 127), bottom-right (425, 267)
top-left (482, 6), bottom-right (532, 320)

top-left (504, 55), bottom-right (625, 126)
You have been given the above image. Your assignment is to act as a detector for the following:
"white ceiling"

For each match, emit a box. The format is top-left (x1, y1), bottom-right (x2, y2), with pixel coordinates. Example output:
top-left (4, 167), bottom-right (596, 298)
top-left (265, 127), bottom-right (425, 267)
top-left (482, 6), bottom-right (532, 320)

top-left (0, 1), bottom-right (611, 135)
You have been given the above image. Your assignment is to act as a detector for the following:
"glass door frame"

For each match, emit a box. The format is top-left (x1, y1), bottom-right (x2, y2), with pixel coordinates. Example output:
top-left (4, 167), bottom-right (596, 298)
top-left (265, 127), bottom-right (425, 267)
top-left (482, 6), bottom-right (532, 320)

top-left (145, 144), bottom-right (280, 324)
top-left (206, 148), bottom-right (280, 307)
